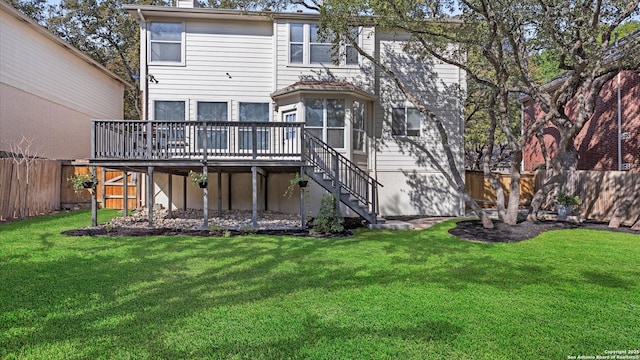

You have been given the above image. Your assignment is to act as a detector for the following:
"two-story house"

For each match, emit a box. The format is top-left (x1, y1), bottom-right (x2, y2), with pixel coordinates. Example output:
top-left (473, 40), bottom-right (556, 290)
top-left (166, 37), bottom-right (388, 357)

top-left (88, 1), bottom-right (466, 227)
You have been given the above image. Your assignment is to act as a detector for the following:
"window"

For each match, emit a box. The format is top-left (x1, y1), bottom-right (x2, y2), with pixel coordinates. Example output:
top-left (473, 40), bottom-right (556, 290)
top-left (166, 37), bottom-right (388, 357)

top-left (289, 24), bottom-right (304, 64)
top-left (392, 107), bottom-right (422, 137)
top-left (197, 102), bottom-right (228, 150)
top-left (149, 22), bottom-right (183, 63)
top-left (310, 24), bottom-right (332, 64)
top-left (353, 101), bottom-right (366, 151)
top-left (345, 27), bottom-right (360, 65)
top-left (239, 102), bottom-right (270, 151)
top-left (304, 98), bottom-right (345, 148)
top-left (288, 23), bottom-right (359, 66)
top-left (154, 101), bottom-right (185, 148)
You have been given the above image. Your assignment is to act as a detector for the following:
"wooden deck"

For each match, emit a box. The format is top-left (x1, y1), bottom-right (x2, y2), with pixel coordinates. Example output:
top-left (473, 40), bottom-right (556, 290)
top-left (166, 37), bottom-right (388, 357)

top-left (91, 120), bottom-right (305, 172)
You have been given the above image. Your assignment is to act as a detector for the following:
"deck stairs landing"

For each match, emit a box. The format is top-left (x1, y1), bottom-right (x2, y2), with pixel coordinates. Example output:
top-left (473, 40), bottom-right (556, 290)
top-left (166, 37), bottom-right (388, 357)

top-left (302, 130), bottom-right (383, 225)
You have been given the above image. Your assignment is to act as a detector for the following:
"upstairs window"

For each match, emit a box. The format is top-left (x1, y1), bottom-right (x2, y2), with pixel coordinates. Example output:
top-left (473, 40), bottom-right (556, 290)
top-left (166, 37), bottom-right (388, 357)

top-left (289, 24), bottom-right (304, 64)
top-left (392, 107), bottom-right (422, 137)
top-left (309, 24), bottom-right (332, 64)
top-left (149, 22), bottom-right (184, 64)
top-left (288, 23), bottom-right (359, 66)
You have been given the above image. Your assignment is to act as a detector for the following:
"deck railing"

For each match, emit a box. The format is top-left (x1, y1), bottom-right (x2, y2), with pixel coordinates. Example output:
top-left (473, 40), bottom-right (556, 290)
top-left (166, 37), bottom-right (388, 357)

top-left (303, 130), bottom-right (381, 220)
top-left (92, 120), bottom-right (304, 160)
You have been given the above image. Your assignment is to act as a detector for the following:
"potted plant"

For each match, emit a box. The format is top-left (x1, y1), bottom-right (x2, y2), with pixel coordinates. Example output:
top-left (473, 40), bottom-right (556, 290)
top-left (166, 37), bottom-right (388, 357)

top-left (284, 172), bottom-right (308, 198)
top-left (190, 170), bottom-right (208, 188)
top-left (555, 191), bottom-right (580, 220)
top-left (68, 170), bottom-right (98, 193)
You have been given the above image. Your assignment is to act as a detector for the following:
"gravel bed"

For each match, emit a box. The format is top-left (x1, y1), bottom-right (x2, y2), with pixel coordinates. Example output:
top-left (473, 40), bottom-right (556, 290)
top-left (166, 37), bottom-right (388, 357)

top-left (108, 208), bottom-right (302, 230)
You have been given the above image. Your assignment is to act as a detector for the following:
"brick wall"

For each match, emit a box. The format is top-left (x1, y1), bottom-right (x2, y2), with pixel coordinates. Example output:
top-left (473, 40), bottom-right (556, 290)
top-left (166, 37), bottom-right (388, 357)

top-left (522, 70), bottom-right (640, 172)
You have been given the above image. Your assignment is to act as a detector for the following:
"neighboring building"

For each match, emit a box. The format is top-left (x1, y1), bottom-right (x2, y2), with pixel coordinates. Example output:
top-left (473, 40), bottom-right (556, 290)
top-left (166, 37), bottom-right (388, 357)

top-left (521, 34), bottom-right (640, 172)
top-left (88, 2), bottom-right (466, 224)
top-left (0, 0), bottom-right (128, 160)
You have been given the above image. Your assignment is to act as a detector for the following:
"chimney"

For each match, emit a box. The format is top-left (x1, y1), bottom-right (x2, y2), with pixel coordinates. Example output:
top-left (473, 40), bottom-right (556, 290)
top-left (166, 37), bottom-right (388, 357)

top-left (176, 0), bottom-right (198, 8)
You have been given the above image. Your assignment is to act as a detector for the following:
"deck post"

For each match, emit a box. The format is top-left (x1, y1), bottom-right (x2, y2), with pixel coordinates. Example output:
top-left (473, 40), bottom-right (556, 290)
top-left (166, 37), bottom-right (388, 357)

top-left (91, 166), bottom-right (97, 227)
top-left (147, 166), bottom-right (154, 226)
top-left (228, 173), bottom-right (232, 210)
top-left (168, 174), bottom-right (173, 218)
top-left (203, 165), bottom-right (208, 229)
top-left (123, 171), bottom-right (128, 216)
top-left (252, 166), bottom-right (257, 228)
top-left (217, 170), bottom-right (222, 217)
top-left (183, 176), bottom-right (187, 210)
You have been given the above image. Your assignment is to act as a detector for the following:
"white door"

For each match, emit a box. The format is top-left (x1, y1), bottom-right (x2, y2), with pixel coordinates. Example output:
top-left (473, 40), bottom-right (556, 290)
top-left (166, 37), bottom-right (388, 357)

top-left (283, 111), bottom-right (298, 154)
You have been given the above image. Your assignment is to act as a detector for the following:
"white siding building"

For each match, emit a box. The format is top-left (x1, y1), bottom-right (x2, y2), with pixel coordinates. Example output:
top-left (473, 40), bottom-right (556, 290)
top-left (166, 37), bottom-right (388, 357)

top-left (0, 0), bottom-right (128, 160)
top-left (97, 2), bottom-right (465, 222)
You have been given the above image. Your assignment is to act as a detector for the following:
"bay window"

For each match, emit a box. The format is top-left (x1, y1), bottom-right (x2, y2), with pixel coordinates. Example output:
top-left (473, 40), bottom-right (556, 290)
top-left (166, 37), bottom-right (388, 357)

top-left (353, 101), bottom-right (366, 151)
top-left (304, 98), bottom-right (345, 148)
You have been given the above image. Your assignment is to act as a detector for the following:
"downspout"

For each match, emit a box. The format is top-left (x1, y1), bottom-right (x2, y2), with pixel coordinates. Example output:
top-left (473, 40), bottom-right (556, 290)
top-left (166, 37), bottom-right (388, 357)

top-left (138, 9), bottom-right (148, 121)
top-left (139, 8), bottom-right (149, 209)
top-left (617, 71), bottom-right (622, 171)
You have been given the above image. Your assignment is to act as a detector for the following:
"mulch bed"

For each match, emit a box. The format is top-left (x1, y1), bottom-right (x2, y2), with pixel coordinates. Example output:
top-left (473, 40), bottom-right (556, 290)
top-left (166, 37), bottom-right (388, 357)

top-left (449, 220), bottom-right (640, 243)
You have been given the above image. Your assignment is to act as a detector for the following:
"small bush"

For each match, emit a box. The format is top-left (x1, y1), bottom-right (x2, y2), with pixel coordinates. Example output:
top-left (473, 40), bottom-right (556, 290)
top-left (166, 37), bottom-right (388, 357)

top-left (310, 194), bottom-right (344, 235)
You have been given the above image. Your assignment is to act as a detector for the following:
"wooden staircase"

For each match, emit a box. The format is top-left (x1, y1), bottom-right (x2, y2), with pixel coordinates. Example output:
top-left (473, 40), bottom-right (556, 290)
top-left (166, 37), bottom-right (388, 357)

top-left (302, 130), bottom-right (383, 224)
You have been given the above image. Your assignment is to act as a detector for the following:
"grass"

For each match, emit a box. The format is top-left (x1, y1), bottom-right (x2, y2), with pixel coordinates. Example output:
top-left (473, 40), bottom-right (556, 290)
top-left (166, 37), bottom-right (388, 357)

top-left (0, 210), bottom-right (639, 359)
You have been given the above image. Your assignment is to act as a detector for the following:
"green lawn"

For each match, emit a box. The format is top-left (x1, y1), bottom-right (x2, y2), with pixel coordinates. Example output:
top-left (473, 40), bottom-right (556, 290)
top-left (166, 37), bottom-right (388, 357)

top-left (1, 210), bottom-right (638, 359)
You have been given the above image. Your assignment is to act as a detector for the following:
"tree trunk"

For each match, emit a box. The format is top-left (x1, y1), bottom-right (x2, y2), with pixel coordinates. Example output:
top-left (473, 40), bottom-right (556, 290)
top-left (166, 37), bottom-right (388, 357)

top-left (504, 153), bottom-right (522, 225)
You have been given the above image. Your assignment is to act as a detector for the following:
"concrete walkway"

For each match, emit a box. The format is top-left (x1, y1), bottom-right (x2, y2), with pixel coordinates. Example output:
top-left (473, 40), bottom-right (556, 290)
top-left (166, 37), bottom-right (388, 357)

top-left (369, 217), bottom-right (455, 230)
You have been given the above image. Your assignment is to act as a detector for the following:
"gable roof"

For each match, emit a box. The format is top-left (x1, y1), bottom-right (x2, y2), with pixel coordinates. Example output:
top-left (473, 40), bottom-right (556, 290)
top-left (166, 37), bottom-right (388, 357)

top-left (0, 0), bottom-right (130, 87)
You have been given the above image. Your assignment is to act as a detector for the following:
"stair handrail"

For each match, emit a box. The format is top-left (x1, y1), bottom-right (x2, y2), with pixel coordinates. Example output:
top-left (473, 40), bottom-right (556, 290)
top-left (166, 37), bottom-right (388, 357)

top-left (303, 129), bottom-right (382, 215)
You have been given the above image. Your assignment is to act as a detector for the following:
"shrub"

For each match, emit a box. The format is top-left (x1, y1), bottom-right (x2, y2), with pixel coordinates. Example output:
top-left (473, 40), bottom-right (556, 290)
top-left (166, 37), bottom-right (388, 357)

top-left (310, 194), bottom-right (344, 235)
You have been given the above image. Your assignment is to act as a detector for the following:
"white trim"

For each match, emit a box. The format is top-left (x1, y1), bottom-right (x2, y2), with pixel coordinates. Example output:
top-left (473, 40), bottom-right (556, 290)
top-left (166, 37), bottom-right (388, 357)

top-left (148, 21), bottom-right (186, 66)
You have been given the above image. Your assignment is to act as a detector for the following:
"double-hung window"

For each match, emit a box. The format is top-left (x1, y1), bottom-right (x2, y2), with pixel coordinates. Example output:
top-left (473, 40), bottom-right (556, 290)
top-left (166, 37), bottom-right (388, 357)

top-left (289, 23), bottom-right (359, 66)
top-left (392, 107), bottom-right (422, 137)
top-left (289, 24), bottom-right (304, 64)
top-left (197, 102), bottom-right (228, 150)
top-left (239, 102), bottom-right (270, 151)
top-left (149, 22), bottom-right (184, 64)
top-left (304, 98), bottom-right (345, 148)
top-left (309, 24), bottom-right (333, 64)
top-left (154, 101), bottom-right (186, 148)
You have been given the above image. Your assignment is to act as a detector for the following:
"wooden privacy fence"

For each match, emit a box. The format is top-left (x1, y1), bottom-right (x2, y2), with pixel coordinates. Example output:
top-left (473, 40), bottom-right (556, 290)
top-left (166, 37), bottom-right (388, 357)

top-left (60, 165), bottom-right (139, 210)
top-left (0, 158), bottom-right (61, 220)
top-left (535, 170), bottom-right (640, 226)
top-left (465, 170), bottom-right (536, 208)
top-left (1, 159), bottom-right (139, 221)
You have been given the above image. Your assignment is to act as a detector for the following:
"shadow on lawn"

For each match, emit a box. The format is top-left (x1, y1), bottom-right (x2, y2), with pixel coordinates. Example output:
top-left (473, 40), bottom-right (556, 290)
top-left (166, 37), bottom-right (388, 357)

top-left (1, 217), bottom-right (637, 358)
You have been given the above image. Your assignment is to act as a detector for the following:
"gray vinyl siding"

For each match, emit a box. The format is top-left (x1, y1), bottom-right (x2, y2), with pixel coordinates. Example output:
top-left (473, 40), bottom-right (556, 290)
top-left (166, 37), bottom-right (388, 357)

top-left (273, 20), bottom-right (376, 92)
top-left (147, 19), bottom-right (274, 121)
top-left (373, 35), bottom-right (465, 174)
